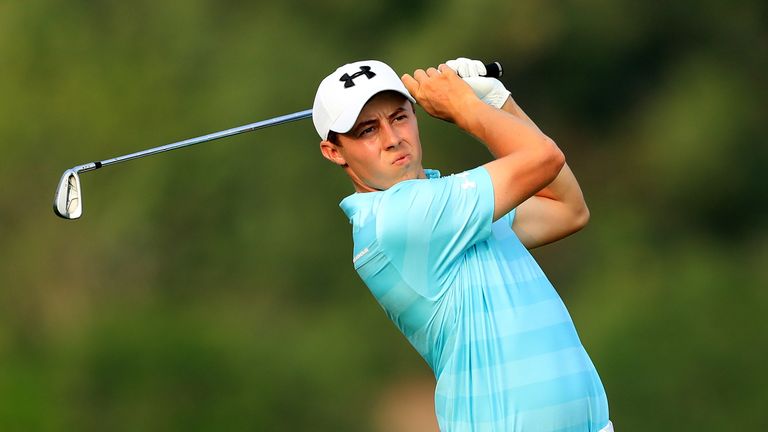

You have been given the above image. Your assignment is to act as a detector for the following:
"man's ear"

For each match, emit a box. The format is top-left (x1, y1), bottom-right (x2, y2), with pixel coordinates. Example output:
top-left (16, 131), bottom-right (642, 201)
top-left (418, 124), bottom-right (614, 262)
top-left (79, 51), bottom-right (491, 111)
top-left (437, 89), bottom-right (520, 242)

top-left (320, 140), bottom-right (347, 166)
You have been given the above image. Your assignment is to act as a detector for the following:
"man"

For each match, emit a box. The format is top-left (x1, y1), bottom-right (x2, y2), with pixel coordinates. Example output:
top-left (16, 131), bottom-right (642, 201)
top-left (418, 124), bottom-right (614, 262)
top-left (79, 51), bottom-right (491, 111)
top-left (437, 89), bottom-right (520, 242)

top-left (313, 58), bottom-right (612, 432)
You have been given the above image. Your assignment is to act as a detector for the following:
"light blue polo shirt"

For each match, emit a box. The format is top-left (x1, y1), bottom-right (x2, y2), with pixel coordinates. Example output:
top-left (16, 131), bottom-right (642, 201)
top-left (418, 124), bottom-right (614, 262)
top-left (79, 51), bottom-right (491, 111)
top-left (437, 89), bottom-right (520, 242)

top-left (340, 167), bottom-right (609, 432)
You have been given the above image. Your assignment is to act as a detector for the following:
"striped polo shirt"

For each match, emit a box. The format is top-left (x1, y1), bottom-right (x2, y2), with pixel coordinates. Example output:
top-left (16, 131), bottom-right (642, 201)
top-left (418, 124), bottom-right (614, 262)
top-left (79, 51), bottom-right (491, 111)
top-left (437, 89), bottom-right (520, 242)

top-left (340, 167), bottom-right (609, 431)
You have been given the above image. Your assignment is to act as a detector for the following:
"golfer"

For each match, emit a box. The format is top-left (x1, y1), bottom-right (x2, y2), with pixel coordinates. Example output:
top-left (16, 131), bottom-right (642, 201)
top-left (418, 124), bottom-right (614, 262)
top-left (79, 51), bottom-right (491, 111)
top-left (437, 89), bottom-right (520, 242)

top-left (313, 58), bottom-right (612, 432)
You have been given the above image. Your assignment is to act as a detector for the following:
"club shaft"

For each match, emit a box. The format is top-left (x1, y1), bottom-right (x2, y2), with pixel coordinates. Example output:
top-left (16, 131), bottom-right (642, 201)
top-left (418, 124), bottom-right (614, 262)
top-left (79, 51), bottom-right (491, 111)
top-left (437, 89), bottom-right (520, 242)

top-left (74, 109), bottom-right (313, 173)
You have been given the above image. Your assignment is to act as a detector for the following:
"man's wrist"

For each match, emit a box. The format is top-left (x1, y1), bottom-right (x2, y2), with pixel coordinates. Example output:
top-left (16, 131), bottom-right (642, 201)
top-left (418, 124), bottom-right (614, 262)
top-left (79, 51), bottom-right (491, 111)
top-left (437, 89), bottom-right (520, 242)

top-left (454, 98), bottom-right (498, 135)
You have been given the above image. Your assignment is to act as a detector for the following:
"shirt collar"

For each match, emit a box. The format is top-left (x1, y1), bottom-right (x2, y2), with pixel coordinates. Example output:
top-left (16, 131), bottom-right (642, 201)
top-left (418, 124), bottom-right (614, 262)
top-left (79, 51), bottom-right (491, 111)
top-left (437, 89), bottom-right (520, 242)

top-left (339, 169), bottom-right (441, 220)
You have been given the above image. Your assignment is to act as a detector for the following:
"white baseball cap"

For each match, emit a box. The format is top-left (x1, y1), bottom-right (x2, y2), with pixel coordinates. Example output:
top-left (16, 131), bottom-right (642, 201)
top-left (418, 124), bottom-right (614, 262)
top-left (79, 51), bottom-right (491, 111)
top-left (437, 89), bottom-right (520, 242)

top-left (312, 60), bottom-right (416, 140)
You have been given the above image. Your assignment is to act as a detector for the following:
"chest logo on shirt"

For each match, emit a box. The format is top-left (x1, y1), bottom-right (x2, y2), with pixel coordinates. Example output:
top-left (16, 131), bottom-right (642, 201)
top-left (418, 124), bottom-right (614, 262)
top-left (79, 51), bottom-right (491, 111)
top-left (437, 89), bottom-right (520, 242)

top-left (455, 172), bottom-right (477, 190)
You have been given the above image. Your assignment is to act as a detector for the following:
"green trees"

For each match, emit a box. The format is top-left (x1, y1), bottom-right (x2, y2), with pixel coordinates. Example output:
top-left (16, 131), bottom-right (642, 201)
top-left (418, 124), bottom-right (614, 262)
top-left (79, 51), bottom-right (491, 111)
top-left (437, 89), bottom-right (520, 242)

top-left (0, 1), bottom-right (765, 429)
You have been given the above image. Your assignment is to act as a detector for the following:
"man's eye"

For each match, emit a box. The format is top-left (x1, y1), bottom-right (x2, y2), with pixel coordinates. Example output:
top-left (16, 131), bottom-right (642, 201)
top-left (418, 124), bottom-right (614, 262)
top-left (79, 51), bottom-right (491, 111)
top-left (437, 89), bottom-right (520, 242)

top-left (394, 115), bottom-right (408, 122)
top-left (360, 127), bottom-right (375, 136)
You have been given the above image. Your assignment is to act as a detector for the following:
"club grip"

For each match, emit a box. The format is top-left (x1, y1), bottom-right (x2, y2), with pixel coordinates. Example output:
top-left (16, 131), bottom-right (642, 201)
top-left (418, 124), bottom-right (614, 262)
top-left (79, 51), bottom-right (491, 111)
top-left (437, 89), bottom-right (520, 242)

top-left (484, 62), bottom-right (503, 78)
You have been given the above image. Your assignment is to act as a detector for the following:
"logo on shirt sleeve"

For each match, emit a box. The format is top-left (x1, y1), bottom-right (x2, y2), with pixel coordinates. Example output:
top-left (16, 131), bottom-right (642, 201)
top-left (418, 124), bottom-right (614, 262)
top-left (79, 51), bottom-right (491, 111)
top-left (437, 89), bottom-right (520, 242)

top-left (353, 247), bottom-right (370, 264)
top-left (455, 172), bottom-right (477, 190)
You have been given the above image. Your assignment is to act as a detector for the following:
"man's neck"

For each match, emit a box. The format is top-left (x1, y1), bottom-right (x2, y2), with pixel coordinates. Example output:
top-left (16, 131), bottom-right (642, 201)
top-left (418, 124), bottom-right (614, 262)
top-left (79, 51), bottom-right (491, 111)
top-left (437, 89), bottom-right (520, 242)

top-left (351, 169), bottom-right (427, 193)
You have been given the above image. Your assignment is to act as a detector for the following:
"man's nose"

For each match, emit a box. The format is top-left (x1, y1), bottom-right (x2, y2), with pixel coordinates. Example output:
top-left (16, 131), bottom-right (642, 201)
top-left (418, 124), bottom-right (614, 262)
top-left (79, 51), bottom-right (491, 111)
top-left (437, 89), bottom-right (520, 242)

top-left (380, 122), bottom-right (400, 150)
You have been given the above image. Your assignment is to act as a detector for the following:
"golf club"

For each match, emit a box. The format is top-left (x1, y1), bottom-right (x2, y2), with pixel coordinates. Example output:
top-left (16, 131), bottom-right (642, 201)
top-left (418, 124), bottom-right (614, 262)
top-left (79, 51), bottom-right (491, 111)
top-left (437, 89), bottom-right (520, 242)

top-left (53, 61), bottom-right (503, 220)
top-left (53, 109), bottom-right (312, 219)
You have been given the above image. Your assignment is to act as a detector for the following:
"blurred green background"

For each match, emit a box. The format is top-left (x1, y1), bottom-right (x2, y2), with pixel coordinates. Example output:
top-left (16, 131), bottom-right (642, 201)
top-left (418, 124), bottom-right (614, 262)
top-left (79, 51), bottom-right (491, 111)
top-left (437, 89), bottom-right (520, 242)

top-left (1, 0), bottom-right (767, 430)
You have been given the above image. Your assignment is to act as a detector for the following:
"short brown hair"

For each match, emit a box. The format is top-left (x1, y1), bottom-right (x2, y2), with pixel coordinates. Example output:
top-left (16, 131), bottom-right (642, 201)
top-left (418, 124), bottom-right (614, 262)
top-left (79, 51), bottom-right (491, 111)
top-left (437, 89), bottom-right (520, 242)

top-left (327, 130), bottom-right (340, 145)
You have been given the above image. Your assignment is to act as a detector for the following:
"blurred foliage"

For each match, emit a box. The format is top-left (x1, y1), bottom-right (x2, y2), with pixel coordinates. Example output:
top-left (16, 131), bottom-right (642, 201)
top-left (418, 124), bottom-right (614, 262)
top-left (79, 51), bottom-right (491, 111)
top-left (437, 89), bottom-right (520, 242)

top-left (1, 0), bottom-right (766, 430)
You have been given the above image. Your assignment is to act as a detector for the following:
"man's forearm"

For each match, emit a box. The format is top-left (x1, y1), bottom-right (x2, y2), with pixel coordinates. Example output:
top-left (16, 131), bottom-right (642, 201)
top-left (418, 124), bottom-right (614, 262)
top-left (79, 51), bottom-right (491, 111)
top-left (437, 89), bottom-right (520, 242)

top-left (500, 96), bottom-right (543, 135)
top-left (455, 98), bottom-right (554, 161)
top-left (480, 96), bottom-right (544, 156)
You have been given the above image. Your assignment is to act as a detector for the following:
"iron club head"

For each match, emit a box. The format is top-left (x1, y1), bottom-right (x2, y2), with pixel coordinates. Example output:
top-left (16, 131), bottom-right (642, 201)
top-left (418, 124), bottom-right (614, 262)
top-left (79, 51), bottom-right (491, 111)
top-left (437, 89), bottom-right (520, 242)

top-left (53, 169), bottom-right (83, 219)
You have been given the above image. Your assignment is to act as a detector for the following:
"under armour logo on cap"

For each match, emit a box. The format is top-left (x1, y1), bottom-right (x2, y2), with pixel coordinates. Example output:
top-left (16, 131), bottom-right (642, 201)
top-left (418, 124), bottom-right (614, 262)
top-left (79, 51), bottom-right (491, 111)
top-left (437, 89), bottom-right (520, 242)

top-left (339, 65), bottom-right (376, 88)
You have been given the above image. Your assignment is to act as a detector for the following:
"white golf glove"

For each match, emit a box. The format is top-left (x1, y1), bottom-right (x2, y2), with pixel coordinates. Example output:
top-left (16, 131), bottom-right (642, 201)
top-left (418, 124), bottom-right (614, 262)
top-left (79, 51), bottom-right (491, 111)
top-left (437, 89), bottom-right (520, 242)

top-left (445, 57), bottom-right (511, 109)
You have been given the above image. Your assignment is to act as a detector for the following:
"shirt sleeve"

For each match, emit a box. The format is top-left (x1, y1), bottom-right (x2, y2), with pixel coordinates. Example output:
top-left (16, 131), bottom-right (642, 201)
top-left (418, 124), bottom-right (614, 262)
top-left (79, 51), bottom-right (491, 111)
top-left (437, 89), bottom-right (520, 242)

top-left (376, 166), bottom-right (494, 297)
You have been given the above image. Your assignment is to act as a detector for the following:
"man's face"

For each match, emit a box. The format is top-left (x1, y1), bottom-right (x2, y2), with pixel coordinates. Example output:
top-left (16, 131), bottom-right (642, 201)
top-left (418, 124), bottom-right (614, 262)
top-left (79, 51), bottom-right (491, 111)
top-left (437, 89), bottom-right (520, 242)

top-left (320, 91), bottom-right (424, 192)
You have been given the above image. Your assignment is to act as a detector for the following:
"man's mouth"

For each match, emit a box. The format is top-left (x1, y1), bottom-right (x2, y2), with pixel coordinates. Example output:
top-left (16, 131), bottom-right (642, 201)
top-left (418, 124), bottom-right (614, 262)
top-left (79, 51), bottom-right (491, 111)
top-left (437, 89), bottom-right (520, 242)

top-left (393, 154), bottom-right (410, 165)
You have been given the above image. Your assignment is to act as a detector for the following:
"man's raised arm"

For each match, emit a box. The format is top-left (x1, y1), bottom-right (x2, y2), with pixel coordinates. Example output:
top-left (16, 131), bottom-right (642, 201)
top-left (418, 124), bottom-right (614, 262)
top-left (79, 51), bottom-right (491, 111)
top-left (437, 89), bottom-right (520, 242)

top-left (402, 64), bottom-right (564, 222)
top-left (425, 58), bottom-right (590, 249)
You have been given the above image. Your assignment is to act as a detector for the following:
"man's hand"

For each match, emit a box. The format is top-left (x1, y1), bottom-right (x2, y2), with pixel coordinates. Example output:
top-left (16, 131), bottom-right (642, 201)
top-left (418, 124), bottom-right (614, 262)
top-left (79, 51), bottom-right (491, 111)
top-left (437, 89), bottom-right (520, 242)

top-left (445, 57), bottom-right (511, 109)
top-left (401, 65), bottom-right (484, 126)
